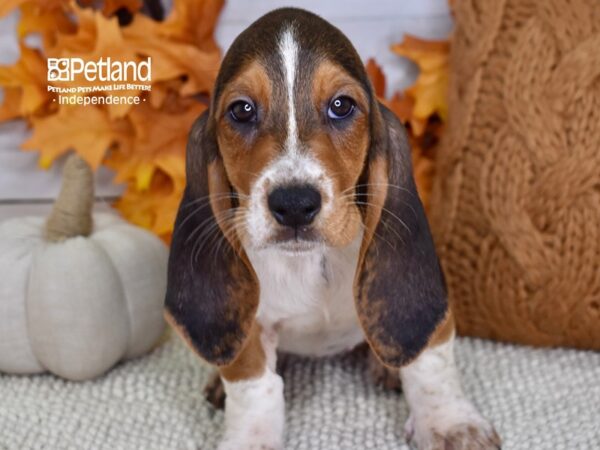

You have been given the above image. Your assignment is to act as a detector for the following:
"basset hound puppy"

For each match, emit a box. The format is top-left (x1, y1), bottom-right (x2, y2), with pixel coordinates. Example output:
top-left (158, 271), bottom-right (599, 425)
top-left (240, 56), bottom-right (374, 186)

top-left (165, 8), bottom-right (500, 450)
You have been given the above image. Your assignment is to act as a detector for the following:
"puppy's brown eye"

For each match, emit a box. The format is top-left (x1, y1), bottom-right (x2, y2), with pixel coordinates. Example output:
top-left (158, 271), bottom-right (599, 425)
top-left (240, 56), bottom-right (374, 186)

top-left (229, 100), bottom-right (256, 123)
top-left (328, 96), bottom-right (355, 120)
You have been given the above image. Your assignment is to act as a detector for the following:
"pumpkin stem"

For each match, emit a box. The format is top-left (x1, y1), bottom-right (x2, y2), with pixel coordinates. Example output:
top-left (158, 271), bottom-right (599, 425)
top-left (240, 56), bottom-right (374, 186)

top-left (45, 153), bottom-right (94, 242)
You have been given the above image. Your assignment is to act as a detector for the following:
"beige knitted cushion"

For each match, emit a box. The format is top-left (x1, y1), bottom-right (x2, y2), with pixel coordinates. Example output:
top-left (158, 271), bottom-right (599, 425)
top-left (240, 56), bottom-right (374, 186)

top-left (430, 0), bottom-right (600, 349)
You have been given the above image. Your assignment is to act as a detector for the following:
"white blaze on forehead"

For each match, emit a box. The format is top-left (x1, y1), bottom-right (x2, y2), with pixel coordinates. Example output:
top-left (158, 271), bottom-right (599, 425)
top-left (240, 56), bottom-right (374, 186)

top-left (278, 27), bottom-right (299, 154)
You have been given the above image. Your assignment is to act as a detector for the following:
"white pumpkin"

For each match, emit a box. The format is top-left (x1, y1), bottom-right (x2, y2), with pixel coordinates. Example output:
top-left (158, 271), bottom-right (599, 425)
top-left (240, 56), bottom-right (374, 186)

top-left (0, 155), bottom-right (167, 381)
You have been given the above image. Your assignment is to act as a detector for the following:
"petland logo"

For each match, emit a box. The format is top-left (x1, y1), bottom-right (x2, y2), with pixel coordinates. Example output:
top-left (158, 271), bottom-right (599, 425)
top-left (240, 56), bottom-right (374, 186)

top-left (47, 57), bottom-right (152, 106)
top-left (47, 57), bottom-right (151, 82)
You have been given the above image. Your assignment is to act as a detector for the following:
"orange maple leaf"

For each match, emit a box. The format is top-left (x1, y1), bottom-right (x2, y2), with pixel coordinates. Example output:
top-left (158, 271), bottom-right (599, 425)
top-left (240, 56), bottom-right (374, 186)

top-left (18, 2), bottom-right (75, 48)
top-left (0, 0), bottom-right (66, 18)
top-left (102, 0), bottom-right (142, 17)
top-left (391, 35), bottom-right (449, 131)
top-left (159, 0), bottom-right (224, 52)
top-left (366, 35), bottom-right (450, 211)
top-left (0, 44), bottom-right (52, 116)
top-left (366, 58), bottom-right (413, 123)
top-left (366, 58), bottom-right (386, 97)
top-left (114, 170), bottom-right (183, 239)
top-left (107, 100), bottom-right (205, 190)
top-left (21, 104), bottom-right (130, 169)
top-left (0, 88), bottom-right (23, 121)
top-left (123, 14), bottom-right (221, 96)
top-left (0, 0), bottom-right (28, 17)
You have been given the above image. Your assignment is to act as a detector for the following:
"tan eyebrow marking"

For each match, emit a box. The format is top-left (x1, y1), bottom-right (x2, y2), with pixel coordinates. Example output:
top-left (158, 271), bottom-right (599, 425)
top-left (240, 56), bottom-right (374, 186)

top-left (312, 59), bottom-right (369, 114)
top-left (216, 60), bottom-right (272, 120)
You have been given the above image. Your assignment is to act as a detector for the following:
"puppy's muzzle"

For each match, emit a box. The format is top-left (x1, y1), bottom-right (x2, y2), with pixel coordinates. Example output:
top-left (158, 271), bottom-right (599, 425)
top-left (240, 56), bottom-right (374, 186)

top-left (267, 185), bottom-right (321, 228)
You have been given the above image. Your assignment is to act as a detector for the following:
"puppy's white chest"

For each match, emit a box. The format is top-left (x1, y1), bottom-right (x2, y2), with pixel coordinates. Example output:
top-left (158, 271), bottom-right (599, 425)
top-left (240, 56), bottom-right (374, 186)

top-left (248, 239), bottom-right (364, 357)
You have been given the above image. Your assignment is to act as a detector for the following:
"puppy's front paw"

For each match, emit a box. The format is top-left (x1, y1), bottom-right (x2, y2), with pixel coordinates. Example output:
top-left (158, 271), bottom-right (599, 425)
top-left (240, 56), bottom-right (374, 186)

top-left (219, 370), bottom-right (285, 450)
top-left (218, 429), bottom-right (283, 450)
top-left (204, 372), bottom-right (226, 410)
top-left (405, 401), bottom-right (500, 450)
top-left (368, 351), bottom-right (402, 392)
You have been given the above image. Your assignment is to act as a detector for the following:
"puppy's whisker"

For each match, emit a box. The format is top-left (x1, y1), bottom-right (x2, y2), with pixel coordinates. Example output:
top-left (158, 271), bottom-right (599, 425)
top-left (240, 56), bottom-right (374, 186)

top-left (322, 170), bottom-right (350, 182)
top-left (236, 169), bottom-right (263, 180)
top-left (181, 192), bottom-right (249, 209)
top-left (190, 218), bottom-right (229, 267)
top-left (354, 220), bottom-right (395, 253)
top-left (193, 218), bottom-right (240, 267)
top-left (211, 212), bottom-right (248, 260)
top-left (341, 198), bottom-right (405, 246)
top-left (350, 183), bottom-right (415, 197)
top-left (213, 223), bottom-right (242, 259)
top-left (188, 209), bottom-right (239, 264)
top-left (338, 197), bottom-right (393, 245)
top-left (176, 194), bottom-right (247, 237)
top-left (192, 224), bottom-right (224, 267)
top-left (185, 208), bottom-right (238, 245)
top-left (353, 200), bottom-right (411, 237)
top-left (338, 191), bottom-right (419, 221)
top-left (338, 192), bottom-right (382, 199)
top-left (175, 203), bottom-right (213, 238)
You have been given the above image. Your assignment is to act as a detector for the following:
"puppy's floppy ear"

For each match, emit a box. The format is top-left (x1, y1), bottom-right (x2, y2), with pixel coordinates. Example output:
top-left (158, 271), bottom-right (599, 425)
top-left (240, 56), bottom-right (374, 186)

top-left (165, 111), bottom-right (259, 366)
top-left (354, 104), bottom-right (450, 368)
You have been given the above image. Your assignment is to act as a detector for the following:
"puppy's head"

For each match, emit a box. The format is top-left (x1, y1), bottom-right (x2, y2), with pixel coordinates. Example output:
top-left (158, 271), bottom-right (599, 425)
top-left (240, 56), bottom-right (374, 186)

top-left (166, 8), bottom-right (449, 369)
top-left (210, 11), bottom-right (374, 253)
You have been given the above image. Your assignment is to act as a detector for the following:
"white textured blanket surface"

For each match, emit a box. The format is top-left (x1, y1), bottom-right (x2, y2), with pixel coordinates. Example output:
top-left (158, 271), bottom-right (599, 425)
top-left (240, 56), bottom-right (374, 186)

top-left (0, 335), bottom-right (598, 450)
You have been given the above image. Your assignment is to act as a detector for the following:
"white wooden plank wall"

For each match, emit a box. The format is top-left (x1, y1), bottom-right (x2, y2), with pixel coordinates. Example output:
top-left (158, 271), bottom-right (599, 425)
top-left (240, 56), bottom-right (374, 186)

top-left (0, 0), bottom-right (452, 220)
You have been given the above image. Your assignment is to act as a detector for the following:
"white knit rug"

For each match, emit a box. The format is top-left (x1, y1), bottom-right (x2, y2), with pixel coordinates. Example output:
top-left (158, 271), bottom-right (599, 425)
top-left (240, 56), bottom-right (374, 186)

top-left (1, 335), bottom-right (598, 450)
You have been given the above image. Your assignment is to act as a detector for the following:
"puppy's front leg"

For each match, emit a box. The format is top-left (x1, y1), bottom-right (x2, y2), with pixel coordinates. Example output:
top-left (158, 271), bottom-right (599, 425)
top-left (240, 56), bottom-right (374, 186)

top-left (218, 325), bottom-right (284, 450)
top-left (400, 334), bottom-right (500, 450)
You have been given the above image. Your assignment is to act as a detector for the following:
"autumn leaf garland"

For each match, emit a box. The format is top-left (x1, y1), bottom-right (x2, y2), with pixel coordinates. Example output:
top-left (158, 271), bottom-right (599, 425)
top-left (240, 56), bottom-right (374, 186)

top-left (0, 0), bottom-right (223, 240)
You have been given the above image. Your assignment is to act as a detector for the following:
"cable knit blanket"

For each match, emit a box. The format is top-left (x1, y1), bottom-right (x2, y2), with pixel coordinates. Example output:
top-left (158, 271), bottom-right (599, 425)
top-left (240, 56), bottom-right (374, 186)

top-left (1, 335), bottom-right (598, 449)
top-left (430, 0), bottom-right (600, 349)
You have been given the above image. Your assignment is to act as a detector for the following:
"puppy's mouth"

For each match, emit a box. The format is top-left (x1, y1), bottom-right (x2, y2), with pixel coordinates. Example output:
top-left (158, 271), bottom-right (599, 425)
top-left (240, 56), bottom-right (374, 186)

top-left (271, 226), bottom-right (321, 252)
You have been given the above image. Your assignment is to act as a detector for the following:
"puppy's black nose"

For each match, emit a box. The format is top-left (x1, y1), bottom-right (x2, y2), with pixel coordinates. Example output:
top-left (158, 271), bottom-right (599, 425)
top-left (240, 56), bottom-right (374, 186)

top-left (268, 186), bottom-right (321, 227)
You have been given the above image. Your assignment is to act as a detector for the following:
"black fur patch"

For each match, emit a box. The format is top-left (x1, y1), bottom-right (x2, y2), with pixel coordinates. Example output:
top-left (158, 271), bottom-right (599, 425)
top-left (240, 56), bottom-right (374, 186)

top-left (165, 113), bottom-right (259, 366)
top-left (355, 106), bottom-right (448, 368)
